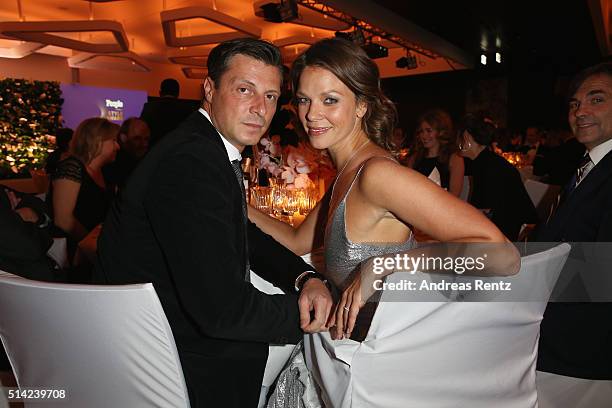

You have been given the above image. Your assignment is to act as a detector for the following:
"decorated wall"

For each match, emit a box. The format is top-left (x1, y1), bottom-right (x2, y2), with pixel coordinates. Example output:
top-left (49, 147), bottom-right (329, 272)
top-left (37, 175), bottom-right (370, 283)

top-left (0, 78), bottom-right (62, 179)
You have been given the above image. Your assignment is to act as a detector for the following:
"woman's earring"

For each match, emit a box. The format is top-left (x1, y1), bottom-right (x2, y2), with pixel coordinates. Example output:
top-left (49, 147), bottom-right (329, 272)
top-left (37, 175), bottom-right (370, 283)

top-left (459, 140), bottom-right (471, 151)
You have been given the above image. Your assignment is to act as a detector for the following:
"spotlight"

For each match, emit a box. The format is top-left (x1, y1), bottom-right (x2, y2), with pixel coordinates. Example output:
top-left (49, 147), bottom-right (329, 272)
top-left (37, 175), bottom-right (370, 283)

top-left (480, 54), bottom-right (487, 65)
top-left (362, 42), bottom-right (388, 59)
top-left (258, 0), bottom-right (298, 23)
top-left (334, 29), bottom-right (365, 46)
top-left (395, 53), bottom-right (417, 69)
top-left (495, 52), bottom-right (502, 63)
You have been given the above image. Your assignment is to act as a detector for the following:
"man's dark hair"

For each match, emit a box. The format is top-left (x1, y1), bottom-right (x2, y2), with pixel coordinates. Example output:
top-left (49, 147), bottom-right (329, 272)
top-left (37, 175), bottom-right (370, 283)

top-left (119, 117), bottom-right (146, 140)
top-left (207, 38), bottom-right (283, 87)
top-left (567, 62), bottom-right (612, 100)
top-left (160, 78), bottom-right (180, 97)
top-left (459, 113), bottom-right (496, 146)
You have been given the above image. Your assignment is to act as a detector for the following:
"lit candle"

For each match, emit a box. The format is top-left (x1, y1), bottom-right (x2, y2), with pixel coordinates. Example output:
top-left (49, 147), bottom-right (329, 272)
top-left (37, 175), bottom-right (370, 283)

top-left (292, 211), bottom-right (306, 227)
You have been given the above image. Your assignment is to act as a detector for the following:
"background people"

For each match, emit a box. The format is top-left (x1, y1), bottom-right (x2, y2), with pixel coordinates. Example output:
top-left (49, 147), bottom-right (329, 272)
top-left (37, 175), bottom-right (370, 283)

top-left (140, 78), bottom-right (195, 147)
top-left (407, 109), bottom-right (465, 196)
top-left (48, 118), bottom-right (119, 244)
top-left (458, 113), bottom-right (538, 241)
top-left (103, 117), bottom-right (150, 190)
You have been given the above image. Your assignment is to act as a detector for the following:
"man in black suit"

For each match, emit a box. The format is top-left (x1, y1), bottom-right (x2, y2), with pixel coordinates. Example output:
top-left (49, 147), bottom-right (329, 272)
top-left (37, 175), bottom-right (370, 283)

top-left (535, 63), bottom-right (612, 393)
top-left (94, 38), bottom-right (332, 407)
top-left (140, 78), bottom-right (194, 147)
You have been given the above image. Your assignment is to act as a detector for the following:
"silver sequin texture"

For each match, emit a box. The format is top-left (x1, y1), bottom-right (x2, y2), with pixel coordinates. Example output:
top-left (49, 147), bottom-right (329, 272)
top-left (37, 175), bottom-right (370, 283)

top-left (324, 159), bottom-right (417, 289)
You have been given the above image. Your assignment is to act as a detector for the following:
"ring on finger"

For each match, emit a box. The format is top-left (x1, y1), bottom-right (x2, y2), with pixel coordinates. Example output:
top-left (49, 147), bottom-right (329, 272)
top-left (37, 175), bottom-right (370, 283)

top-left (343, 306), bottom-right (350, 311)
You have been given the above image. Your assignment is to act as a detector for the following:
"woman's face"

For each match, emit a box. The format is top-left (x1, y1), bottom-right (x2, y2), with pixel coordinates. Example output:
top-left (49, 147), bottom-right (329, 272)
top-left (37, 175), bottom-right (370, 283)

top-left (295, 66), bottom-right (366, 151)
top-left (416, 121), bottom-right (441, 151)
top-left (98, 137), bottom-right (120, 164)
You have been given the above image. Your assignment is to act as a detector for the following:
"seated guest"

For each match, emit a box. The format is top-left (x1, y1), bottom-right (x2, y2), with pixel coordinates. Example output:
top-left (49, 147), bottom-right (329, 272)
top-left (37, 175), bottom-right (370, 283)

top-left (44, 127), bottom-right (73, 176)
top-left (407, 109), bottom-right (465, 196)
top-left (458, 113), bottom-right (538, 240)
top-left (48, 118), bottom-right (119, 244)
top-left (103, 117), bottom-right (150, 190)
top-left (0, 186), bottom-right (59, 281)
top-left (535, 61), bottom-right (612, 386)
top-left (503, 130), bottom-right (528, 153)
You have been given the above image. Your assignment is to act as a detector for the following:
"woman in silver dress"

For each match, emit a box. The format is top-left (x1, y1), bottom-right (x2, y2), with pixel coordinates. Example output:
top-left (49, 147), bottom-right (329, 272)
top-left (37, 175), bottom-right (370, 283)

top-left (249, 38), bottom-right (518, 407)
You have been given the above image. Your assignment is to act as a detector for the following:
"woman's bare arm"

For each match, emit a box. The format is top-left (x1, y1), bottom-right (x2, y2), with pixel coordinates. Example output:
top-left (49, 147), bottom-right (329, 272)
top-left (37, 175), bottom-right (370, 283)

top-left (52, 178), bottom-right (89, 241)
top-left (447, 153), bottom-right (465, 197)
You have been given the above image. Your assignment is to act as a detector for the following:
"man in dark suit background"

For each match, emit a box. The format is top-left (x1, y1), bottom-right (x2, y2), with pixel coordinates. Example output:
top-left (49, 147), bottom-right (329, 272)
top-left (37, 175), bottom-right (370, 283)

top-left (94, 38), bottom-right (332, 407)
top-left (140, 78), bottom-right (194, 147)
top-left (535, 62), bottom-right (612, 402)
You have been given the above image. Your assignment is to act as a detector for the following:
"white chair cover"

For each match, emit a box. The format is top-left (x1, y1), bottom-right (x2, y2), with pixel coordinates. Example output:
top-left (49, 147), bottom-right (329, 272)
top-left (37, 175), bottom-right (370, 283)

top-left (304, 243), bottom-right (571, 408)
top-left (47, 237), bottom-right (69, 269)
top-left (0, 271), bottom-right (190, 408)
top-left (459, 175), bottom-right (470, 201)
top-left (524, 179), bottom-right (560, 221)
top-left (427, 167), bottom-right (442, 187)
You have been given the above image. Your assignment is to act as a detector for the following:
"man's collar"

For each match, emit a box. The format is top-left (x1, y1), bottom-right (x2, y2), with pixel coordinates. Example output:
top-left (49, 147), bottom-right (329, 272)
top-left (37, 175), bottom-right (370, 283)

top-left (198, 108), bottom-right (241, 162)
top-left (588, 137), bottom-right (612, 167)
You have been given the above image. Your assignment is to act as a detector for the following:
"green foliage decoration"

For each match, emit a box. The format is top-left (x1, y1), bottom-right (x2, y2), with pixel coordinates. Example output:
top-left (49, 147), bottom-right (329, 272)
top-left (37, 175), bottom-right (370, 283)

top-left (0, 78), bottom-right (63, 179)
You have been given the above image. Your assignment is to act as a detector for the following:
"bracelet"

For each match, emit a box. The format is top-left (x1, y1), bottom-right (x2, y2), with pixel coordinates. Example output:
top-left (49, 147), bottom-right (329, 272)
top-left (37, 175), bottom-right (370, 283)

top-left (295, 271), bottom-right (330, 292)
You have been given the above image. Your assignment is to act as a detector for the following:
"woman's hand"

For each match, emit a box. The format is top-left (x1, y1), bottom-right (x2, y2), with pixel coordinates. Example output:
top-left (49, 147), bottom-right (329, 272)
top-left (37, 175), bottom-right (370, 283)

top-left (330, 272), bottom-right (364, 339)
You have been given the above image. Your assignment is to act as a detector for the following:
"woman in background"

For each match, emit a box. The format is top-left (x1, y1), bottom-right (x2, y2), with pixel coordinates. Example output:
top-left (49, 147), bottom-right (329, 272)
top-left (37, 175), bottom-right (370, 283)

top-left (49, 118), bottom-right (119, 244)
top-left (407, 108), bottom-right (465, 196)
top-left (458, 113), bottom-right (538, 240)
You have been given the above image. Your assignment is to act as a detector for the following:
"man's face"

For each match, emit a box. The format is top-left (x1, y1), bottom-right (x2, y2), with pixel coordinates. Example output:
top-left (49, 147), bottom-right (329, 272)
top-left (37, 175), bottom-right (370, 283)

top-left (124, 120), bottom-right (150, 158)
top-left (568, 73), bottom-right (612, 150)
top-left (204, 54), bottom-right (282, 151)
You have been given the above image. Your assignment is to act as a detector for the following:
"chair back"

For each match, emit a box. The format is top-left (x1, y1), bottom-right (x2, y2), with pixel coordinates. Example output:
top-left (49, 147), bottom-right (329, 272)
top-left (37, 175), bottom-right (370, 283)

top-left (308, 243), bottom-right (571, 408)
top-left (524, 179), bottom-right (561, 221)
top-left (459, 175), bottom-right (470, 201)
top-left (0, 271), bottom-right (190, 408)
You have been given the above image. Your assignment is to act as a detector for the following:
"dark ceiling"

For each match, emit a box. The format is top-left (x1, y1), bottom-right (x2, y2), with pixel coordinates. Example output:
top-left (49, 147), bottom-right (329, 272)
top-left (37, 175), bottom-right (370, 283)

top-left (372, 0), bottom-right (602, 74)
top-left (372, 0), bottom-right (604, 130)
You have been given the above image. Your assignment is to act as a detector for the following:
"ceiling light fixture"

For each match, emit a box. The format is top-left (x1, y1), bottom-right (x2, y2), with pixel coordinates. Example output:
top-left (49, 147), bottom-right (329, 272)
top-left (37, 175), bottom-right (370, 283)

top-left (0, 20), bottom-right (129, 53)
top-left (161, 7), bottom-right (261, 47)
top-left (257, 0), bottom-right (299, 23)
top-left (395, 51), bottom-right (418, 69)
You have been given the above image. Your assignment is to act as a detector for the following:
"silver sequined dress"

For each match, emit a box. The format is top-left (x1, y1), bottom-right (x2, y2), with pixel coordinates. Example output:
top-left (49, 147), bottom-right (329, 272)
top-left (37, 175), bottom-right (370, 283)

top-left (267, 158), bottom-right (417, 408)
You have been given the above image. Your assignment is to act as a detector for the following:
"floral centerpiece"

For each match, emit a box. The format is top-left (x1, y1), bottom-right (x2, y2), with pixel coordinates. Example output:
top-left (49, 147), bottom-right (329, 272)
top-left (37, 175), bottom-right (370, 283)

top-left (256, 136), bottom-right (335, 191)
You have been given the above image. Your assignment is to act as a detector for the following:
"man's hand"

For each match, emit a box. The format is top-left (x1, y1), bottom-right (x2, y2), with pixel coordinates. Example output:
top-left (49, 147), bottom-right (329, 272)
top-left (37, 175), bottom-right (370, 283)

top-left (298, 278), bottom-right (333, 333)
top-left (5, 189), bottom-right (21, 210)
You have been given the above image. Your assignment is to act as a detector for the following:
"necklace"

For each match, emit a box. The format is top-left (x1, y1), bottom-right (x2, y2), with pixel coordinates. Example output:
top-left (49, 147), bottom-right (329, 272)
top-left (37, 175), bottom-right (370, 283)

top-left (330, 140), bottom-right (371, 202)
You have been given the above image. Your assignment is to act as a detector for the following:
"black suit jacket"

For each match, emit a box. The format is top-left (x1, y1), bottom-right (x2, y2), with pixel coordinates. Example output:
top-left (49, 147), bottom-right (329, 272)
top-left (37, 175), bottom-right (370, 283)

top-left (536, 148), bottom-right (612, 379)
top-left (94, 112), bottom-right (310, 406)
top-left (140, 97), bottom-right (195, 146)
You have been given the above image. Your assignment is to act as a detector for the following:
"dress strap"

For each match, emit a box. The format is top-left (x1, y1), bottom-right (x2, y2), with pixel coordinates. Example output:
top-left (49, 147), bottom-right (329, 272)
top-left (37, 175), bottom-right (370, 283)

top-left (343, 155), bottom-right (397, 200)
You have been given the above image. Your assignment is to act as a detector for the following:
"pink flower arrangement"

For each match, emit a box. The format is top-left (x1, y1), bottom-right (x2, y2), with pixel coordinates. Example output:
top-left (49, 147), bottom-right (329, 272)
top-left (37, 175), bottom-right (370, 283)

top-left (256, 137), bottom-right (335, 190)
